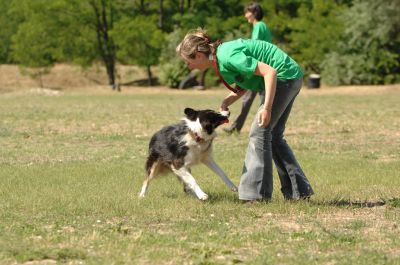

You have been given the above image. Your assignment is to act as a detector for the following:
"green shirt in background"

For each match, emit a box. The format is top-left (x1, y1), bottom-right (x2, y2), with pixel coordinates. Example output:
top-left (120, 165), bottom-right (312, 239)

top-left (252, 21), bottom-right (272, 43)
top-left (217, 39), bottom-right (303, 91)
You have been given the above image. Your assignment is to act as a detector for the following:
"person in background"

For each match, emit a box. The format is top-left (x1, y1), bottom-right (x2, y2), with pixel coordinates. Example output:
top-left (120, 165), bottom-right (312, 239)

top-left (224, 2), bottom-right (273, 134)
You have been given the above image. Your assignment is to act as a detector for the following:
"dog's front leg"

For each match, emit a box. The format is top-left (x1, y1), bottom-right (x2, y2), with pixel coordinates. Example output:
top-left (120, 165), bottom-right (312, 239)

top-left (202, 157), bottom-right (238, 192)
top-left (171, 166), bottom-right (208, 200)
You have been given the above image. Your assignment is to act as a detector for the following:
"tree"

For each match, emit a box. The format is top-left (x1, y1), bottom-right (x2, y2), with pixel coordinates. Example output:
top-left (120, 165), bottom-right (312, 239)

top-left (321, 0), bottom-right (400, 85)
top-left (10, 0), bottom-right (59, 87)
top-left (9, 0), bottom-right (125, 89)
top-left (54, 0), bottom-right (120, 89)
top-left (288, 0), bottom-right (344, 73)
top-left (174, 0), bottom-right (245, 38)
top-left (158, 0), bottom-right (164, 30)
top-left (0, 0), bottom-right (21, 63)
top-left (158, 28), bottom-right (189, 88)
top-left (260, 0), bottom-right (304, 47)
top-left (112, 15), bottom-right (164, 86)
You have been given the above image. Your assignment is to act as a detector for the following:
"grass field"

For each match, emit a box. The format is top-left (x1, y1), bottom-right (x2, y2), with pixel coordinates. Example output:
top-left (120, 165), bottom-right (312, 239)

top-left (0, 85), bottom-right (399, 264)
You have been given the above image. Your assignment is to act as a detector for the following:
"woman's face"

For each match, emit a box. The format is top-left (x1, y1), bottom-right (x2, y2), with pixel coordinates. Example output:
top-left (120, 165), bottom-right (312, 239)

top-left (244, 11), bottom-right (255, 24)
top-left (183, 52), bottom-right (210, 71)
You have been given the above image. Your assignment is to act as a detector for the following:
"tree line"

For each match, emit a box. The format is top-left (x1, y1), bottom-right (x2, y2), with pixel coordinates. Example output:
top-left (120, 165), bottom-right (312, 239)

top-left (0, 0), bottom-right (399, 89)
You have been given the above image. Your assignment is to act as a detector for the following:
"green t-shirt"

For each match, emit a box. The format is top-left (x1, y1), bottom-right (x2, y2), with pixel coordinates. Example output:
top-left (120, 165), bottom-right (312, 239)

top-left (216, 39), bottom-right (303, 91)
top-left (252, 21), bottom-right (272, 43)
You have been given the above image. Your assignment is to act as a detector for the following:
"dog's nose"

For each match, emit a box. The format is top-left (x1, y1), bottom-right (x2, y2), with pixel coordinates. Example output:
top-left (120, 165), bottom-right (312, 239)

top-left (219, 118), bottom-right (229, 125)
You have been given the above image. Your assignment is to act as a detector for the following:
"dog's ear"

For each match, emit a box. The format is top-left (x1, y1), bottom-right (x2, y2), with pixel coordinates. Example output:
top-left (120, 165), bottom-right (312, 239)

top-left (184, 108), bottom-right (198, 121)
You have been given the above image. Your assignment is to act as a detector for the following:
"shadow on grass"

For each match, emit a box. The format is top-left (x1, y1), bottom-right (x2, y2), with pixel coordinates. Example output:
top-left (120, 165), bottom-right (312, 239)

top-left (310, 197), bottom-right (400, 208)
top-left (162, 190), bottom-right (240, 204)
top-left (165, 190), bottom-right (400, 208)
top-left (120, 78), bottom-right (160, 87)
top-left (190, 191), bottom-right (240, 204)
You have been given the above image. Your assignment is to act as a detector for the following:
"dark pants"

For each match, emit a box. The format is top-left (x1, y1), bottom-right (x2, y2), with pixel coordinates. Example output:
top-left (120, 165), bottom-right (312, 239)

top-left (238, 78), bottom-right (314, 200)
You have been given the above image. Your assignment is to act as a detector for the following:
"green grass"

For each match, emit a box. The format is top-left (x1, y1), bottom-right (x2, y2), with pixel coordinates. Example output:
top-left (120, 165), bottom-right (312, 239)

top-left (0, 88), bottom-right (399, 264)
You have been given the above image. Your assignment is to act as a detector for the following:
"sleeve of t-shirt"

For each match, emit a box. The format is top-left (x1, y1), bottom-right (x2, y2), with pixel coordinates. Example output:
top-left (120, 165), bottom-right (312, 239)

top-left (226, 52), bottom-right (258, 79)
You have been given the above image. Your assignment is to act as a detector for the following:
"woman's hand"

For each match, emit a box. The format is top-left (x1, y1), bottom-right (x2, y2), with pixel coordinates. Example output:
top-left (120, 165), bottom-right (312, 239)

top-left (254, 61), bottom-right (277, 128)
top-left (219, 90), bottom-right (246, 112)
top-left (258, 109), bottom-right (271, 128)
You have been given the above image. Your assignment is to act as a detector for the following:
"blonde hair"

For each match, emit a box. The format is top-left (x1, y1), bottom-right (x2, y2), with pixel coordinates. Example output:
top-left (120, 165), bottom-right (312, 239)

top-left (176, 28), bottom-right (216, 60)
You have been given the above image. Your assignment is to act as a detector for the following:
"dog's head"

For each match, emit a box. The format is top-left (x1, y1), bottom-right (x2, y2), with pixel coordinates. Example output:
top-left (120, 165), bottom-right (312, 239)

top-left (184, 108), bottom-right (229, 136)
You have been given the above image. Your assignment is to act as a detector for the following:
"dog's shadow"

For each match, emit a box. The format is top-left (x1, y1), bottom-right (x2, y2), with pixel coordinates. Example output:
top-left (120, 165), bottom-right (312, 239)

top-left (169, 191), bottom-right (239, 204)
top-left (207, 192), bottom-right (241, 204)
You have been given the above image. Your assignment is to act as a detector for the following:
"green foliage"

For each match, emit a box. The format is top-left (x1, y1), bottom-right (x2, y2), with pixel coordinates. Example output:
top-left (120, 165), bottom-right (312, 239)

top-left (322, 0), bottom-right (400, 85)
top-left (10, 0), bottom-right (58, 68)
top-left (261, 0), bottom-right (304, 46)
top-left (289, 0), bottom-right (344, 73)
top-left (48, 0), bottom-right (99, 67)
top-left (0, 0), bottom-right (20, 63)
top-left (9, 0), bottom-right (60, 86)
top-left (112, 15), bottom-right (164, 84)
top-left (174, 0), bottom-right (246, 40)
top-left (1, 0), bottom-right (400, 87)
top-left (112, 15), bottom-right (164, 67)
top-left (158, 28), bottom-right (189, 88)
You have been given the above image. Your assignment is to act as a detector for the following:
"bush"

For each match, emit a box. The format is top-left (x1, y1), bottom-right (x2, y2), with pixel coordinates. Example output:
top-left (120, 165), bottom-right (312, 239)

top-left (159, 58), bottom-right (189, 88)
top-left (158, 28), bottom-right (189, 88)
top-left (321, 0), bottom-right (400, 85)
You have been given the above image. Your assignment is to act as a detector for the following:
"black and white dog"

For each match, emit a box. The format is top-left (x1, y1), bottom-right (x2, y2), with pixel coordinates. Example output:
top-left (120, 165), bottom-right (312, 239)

top-left (139, 108), bottom-right (238, 200)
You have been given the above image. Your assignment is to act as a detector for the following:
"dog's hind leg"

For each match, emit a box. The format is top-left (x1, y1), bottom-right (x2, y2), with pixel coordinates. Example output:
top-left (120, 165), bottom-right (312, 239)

top-left (171, 165), bottom-right (208, 201)
top-left (202, 156), bottom-right (238, 192)
top-left (139, 160), bottom-right (160, 198)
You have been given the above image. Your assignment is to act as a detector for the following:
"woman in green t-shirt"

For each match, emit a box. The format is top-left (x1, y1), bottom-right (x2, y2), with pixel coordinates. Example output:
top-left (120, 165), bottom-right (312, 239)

top-left (176, 29), bottom-right (314, 202)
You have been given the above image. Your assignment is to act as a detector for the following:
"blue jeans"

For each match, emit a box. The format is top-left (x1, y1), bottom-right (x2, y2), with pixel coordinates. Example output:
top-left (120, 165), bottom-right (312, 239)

top-left (238, 78), bottom-right (314, 200)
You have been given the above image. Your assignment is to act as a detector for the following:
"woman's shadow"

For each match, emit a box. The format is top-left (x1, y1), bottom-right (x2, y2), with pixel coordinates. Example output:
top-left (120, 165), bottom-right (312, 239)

top-left (309, 197), bottom-right (400, 208)
top-left (204, 193), bottom-right (400, 208)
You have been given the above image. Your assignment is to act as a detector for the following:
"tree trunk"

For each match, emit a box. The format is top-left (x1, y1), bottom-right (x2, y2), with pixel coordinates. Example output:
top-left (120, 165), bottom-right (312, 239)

top-left (180, 0), bottom-right (184, 14)
top-left (158, 0), bottom-right (164, 30)
top-left (105, 60), bottom-right (116, 87)
top-left (39, 71), bottom-right (44, 88)
top-left (90, 0), bottom-right (118, 89)
top-left (139, 0), bottom-right (145, 13)
top-left (147, 65), bottom-right (153, 86)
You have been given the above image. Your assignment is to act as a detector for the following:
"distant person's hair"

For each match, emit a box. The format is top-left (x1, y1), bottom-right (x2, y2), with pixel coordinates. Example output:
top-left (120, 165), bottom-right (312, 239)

top-left (244, 2), bottom-right (264, 21)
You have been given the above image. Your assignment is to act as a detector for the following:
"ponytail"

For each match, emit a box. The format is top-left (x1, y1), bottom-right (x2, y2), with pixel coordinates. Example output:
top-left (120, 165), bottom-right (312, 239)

top-left (176, 28), bottom-right (221, 59)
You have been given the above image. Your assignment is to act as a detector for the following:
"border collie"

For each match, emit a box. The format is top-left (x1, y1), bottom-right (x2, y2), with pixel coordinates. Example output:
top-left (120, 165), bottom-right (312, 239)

top-left (139, 108), bottom-right (237, 200)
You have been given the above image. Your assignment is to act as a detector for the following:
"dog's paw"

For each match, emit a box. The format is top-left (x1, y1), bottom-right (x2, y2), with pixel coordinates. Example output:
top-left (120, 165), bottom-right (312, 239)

top-left (231, 186), bottom-right (238, 192)
top-left (197, 193), bottom-right (209, 201)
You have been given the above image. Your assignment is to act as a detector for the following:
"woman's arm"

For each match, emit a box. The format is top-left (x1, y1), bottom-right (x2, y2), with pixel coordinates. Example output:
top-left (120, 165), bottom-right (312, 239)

top-left (254, 61), bottom-right (277, 128)
top-left (219, 89), bottom-right (247, 111)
